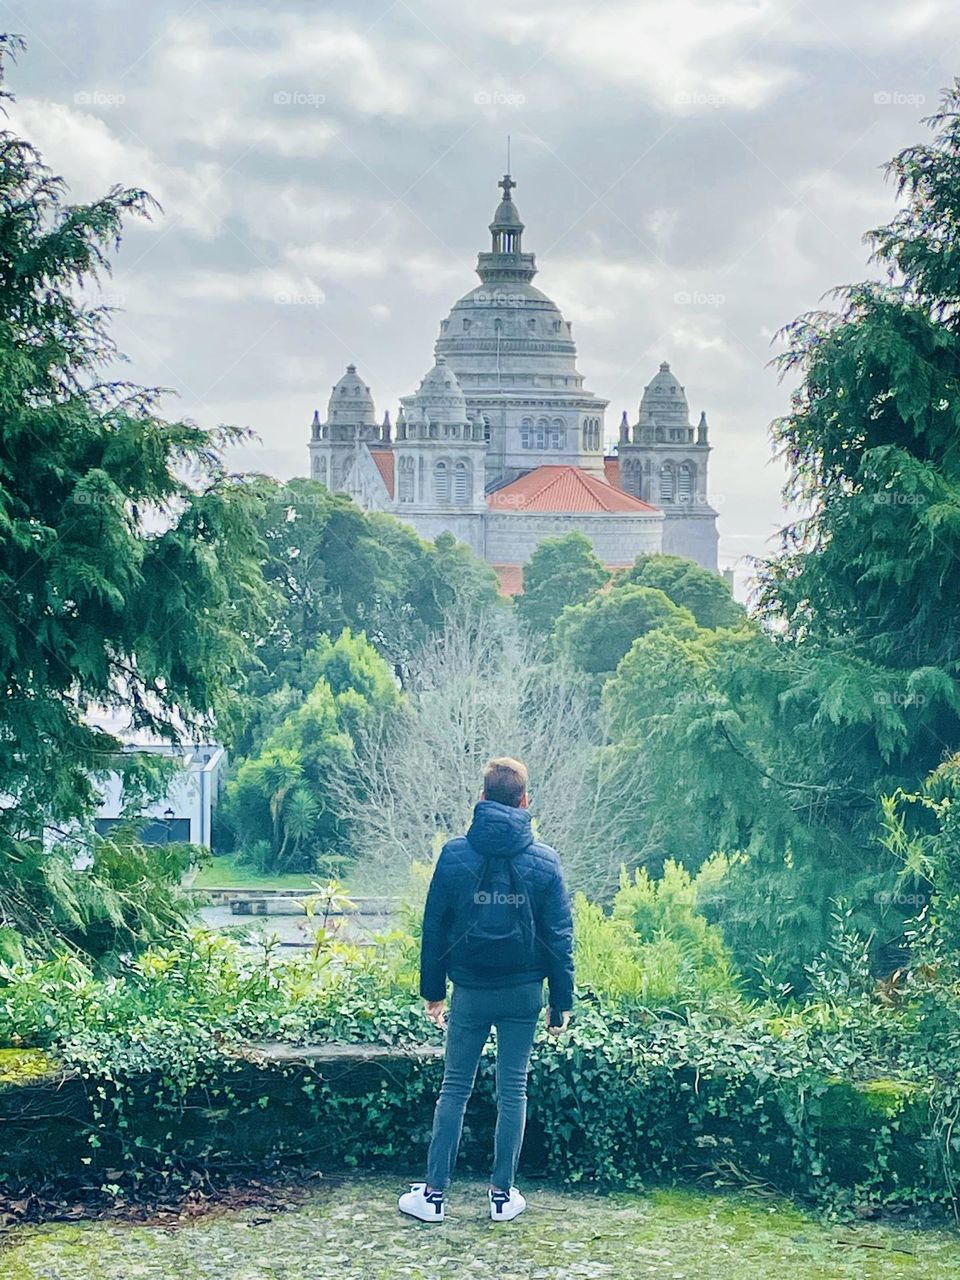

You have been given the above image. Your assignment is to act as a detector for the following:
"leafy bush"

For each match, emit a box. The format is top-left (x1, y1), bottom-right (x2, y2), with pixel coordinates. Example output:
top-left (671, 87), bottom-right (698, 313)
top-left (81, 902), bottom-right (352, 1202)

top-left (573, 862), bottom-right (739, 1009)
top-left (1, 931), bottom-right (958, 1214)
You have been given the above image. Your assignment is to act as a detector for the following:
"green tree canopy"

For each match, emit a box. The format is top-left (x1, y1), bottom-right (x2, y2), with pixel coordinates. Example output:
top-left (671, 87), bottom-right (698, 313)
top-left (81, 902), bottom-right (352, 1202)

top-left (0, 42), bottom-right (267, 834)
top-left (221, 629), bottom-right (399, 873)
top-left (599, 86), bottom-right (960, 985)
top-left (621, 554), bottom-right (744, 630)
top-left (237, 479), bottom-right (500, 755)
top-left (0, 38), bottom-right (269, 956)
top-left (760, 90), bottom-right (960, 672)
top-left (516, 531), bottom-right (608, 636)
top-left (555, 584), bottom-right (697, 678)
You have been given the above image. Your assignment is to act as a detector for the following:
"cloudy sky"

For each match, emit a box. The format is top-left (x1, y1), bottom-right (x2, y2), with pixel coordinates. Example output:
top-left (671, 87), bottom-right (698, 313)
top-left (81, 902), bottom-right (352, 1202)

top-left (5, 0), bottom-right (959, 588)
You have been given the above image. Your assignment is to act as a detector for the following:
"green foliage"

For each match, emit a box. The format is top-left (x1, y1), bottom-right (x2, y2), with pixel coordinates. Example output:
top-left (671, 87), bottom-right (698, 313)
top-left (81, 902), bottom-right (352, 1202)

top-left (555, 584), bottom-right (697, 678)
top-left (590, 89), bottom-right (960, 987)
top-left (2, 917), bottom-right (960, 1213)
top-left (572, 860), bottom-right (738, 1009)
top-left (238, 480), bottom-right (500, 751)
top-left (0, 37), bottom-right (270, 957)
top-left (613, 861), bottom-right (736, 984)
top-left (0, 43), bottom-right (268, 837)
top-left (602, 617), bottom-right (958, 985)
top-left (761, 87), bottom-right (960, 672)
top-left (881, 753), bottom-right (960, 960)
top-left (515, 532), bottom-right (608, 635)
top-left (0, 828), bottom-right (198, 963)
top-left (220, 629), bottom-right (399, 873)
top-left (574, 881), bottom-right (738, 1009)
top-left (620, 553), bottom-right (745, 630)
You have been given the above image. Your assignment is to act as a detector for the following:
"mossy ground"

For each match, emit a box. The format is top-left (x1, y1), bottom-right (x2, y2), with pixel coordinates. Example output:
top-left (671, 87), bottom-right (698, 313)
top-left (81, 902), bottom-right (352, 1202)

top-left (3, 1177), bottom-right (959, 1279)
top-left (0, 1049), bottom-right (54, 1086)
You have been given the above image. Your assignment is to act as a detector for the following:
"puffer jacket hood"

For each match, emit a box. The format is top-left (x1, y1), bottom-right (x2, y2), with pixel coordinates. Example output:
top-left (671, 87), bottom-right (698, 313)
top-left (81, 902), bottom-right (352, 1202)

top-left (466, 800), bottom-right (535, 858)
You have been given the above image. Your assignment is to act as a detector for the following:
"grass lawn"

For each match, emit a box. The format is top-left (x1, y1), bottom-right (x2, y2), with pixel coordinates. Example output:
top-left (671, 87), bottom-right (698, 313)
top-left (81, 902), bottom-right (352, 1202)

top-left (3, 1178), bottom-right (958, 1279)
top-left (192, 855), bottom-right (318, 892)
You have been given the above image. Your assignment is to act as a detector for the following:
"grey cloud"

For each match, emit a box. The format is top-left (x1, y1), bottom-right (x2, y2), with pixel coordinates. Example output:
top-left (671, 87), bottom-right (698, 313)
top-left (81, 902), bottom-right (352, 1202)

top-left (5, 0), bottom-right (960, 589)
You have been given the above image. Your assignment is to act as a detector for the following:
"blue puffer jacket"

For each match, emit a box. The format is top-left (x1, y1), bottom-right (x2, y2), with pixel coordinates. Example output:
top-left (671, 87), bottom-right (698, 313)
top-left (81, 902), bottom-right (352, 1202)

top-left (419, 800), bottom-right (574, 1015)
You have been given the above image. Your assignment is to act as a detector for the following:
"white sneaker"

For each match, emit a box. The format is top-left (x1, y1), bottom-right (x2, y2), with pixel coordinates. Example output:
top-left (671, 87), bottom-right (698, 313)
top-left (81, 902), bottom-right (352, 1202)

top-left (398, 1183), bottom-right (444, 1223)
top-left (489, 1186), bottom-right (526, 1221)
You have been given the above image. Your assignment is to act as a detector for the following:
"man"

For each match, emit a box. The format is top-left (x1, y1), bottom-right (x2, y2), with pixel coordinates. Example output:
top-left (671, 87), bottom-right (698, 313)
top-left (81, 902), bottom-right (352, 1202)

top-left (398, 757), bottom-right (574, 1225)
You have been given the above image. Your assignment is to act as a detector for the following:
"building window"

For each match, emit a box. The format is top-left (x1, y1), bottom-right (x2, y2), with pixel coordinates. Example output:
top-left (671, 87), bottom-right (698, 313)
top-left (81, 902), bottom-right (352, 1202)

top-left (462, 318), bottom-right (471, 331)
top-left (550, 418), bottom-right (565, 449)
top-left (434, 460), bottom-right (450, 504)
top-left (454, 460), bottom-right (470, 504)
top-left (582, 418), bottom-right (601, 451)
top-left (659, 464), bottom-right (675, 503)
top-left (482, 414), bottom-right (491, 444)
top-left (677, 462), bottom-right (694, 503)
top-left (398, 456), bottom-right (414, 503)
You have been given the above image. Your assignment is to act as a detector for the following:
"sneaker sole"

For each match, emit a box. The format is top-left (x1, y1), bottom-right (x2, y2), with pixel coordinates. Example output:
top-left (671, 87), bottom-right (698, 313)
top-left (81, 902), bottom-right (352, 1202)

top-left (399, 1208), bottom-right (445, 1224)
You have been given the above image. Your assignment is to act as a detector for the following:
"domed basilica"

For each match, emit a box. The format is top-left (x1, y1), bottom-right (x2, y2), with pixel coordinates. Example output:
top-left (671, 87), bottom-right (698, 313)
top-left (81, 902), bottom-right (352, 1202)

top-left (308, 174), bottom-right (719, 588)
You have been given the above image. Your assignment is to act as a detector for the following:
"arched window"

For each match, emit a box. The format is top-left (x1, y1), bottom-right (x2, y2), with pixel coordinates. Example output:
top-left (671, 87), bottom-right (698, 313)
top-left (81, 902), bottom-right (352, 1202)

top-left (677, 462), bottom-right (694, 503)
top-left (434, 460), bottom-right (450, 504)
top-left (550, 417), bottom-right (565, 449)
top-left (454, 460), bottom-right (470, 504)
top-left (521, 416), bottom-right (534, 449)
top-left (535, 417), bottom-right (548, 449)
top-left (398, 456), bottom-right (414, 504)
top-left (659, 464), bottom-right (675, 503)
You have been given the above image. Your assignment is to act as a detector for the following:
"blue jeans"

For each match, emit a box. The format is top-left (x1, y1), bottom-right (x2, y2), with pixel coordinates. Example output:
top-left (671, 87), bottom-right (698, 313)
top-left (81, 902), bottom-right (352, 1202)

top-left (425, 981), bottom-right (543, 1191)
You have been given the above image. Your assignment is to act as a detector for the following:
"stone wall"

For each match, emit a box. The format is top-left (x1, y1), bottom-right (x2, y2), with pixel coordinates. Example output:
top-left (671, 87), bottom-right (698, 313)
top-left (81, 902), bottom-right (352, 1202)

top-left (484, 511), bottom-right (663, 567)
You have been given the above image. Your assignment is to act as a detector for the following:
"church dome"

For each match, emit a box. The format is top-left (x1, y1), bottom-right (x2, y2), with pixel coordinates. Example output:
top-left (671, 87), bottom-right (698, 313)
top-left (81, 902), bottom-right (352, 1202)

top-left (490, 196), bottom-right (523, 228)
top-left (327, 364), bottom-right (376, 426)
top-left (408, 355), bottom-right (469, 424)
top-left (434, 174), bottom-right (585, 394)
top-left (639, 361), bottom-right (690, 426)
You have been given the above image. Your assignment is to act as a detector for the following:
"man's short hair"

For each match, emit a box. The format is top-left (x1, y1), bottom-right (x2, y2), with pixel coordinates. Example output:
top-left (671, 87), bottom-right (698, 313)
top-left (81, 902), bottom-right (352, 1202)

top-left (482, 757), bottom-right (529, 808)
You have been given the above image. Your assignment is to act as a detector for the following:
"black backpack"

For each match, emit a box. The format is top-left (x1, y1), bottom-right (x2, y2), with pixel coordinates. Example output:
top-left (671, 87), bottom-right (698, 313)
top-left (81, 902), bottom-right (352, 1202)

top-left (458, 846), bottom-right (537, 973)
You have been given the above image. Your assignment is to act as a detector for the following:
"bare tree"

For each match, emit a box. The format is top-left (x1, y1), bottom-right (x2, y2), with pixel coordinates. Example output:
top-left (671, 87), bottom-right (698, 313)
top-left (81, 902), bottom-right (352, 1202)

top-left (335, 608), bottom-right (649, 897)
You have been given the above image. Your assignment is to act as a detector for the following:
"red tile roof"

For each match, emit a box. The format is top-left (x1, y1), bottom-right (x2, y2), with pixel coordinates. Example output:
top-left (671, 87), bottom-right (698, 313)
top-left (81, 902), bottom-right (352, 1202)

top-left (369, 447), bottom-right (395, 497)
top-left (491, 564), bottom-right (525, 596)
top-left (487, 465), bottom-right (659, 514)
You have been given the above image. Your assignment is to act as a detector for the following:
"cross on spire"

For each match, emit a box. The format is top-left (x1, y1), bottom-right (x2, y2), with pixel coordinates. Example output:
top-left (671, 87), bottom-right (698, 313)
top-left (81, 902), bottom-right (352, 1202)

top-left (498, 173), bottom-right (516, 200)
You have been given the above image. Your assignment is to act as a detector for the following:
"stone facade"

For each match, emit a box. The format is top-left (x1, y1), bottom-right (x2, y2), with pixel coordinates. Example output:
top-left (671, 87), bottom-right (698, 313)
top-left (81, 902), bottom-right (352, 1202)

top-left (306, 174), bottom-right (719, 577)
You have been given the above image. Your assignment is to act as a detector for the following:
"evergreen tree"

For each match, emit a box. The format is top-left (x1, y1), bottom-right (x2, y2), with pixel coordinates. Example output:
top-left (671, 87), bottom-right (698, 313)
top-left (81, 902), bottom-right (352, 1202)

top-left (621, 553), bottom-right (744, 630)
top-left (221, 629), bottom-right (399, 873)
top-left (0, 38), bottom-right (268, 954)
top-left (516, 531), bottom-right (608, 635)
top-left (555, 584), bottom-right (696, 679)
top-left (603, 89), bottom-right (960, 984)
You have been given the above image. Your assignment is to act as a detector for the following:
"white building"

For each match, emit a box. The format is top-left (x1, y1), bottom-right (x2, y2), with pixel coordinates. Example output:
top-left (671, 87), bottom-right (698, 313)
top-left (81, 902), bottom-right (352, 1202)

top-left (94, 743), bottom-right (225, 849)
top-left (308, 173), bottom-right (719, 588)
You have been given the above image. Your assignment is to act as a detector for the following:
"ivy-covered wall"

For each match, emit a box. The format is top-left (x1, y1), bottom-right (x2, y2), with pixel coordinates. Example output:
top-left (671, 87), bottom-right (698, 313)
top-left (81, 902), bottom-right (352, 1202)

top-left (0, 1040), bottom-right (943, 1215)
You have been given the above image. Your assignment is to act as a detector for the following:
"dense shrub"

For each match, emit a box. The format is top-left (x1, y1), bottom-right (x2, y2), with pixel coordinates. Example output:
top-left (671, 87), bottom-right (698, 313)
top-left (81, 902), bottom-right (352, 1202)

top-left (1, 919), bottom-right (959, 1215)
